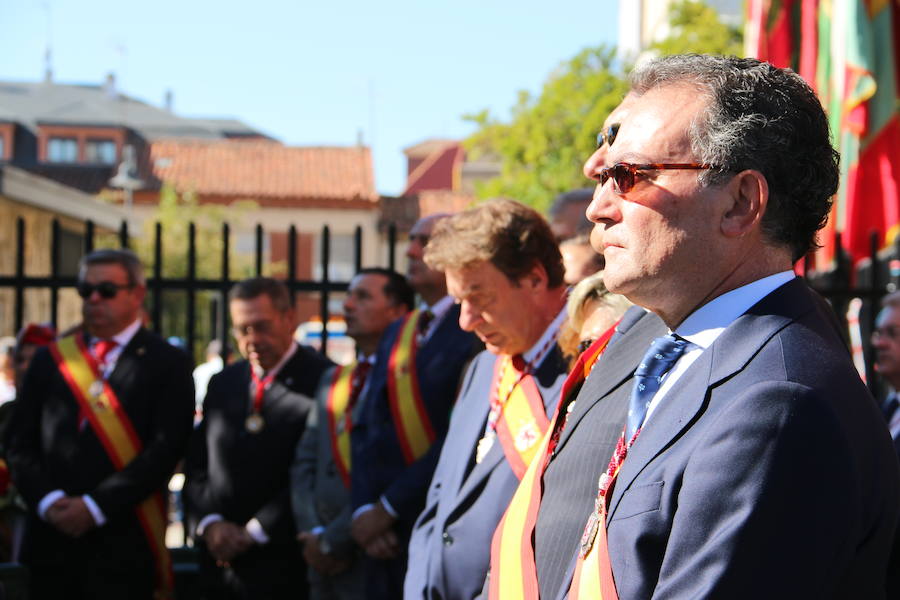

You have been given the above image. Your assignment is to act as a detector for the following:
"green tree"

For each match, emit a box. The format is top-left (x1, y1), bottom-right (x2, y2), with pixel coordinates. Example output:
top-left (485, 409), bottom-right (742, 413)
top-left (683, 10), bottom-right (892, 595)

top-left (650, 0), bottom-right (743, 57)
top-left (463, 2), bottom-right (743, 212)
top-left (463, 45), bottom-right (629, 212)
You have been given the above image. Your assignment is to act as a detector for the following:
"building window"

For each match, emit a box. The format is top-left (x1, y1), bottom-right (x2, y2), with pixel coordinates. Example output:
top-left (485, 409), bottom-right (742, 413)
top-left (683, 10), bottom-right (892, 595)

top-left (47, 137), bottom-right (78, 163)
top-left (314, 233), bottom-right (356, 282)
top-left (85, 139), bottom-right (117, 164)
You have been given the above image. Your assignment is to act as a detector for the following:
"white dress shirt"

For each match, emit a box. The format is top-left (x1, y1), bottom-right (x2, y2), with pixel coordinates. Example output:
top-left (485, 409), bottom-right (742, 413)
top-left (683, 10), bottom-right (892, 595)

top-left (643, 271), bottom-right (796, 425)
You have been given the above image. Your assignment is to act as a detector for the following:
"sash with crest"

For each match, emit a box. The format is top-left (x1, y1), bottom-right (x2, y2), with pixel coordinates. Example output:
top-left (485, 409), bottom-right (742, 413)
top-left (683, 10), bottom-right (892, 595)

top-left (386, 309), bottom-right (436, 464)
top-left (50, 334), bottom-right (173, 599)
top-left (488, 322), bottom-right (619, 600)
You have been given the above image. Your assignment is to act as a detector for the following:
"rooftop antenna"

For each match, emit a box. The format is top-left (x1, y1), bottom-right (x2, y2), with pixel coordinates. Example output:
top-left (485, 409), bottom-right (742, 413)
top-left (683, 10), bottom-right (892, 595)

top-left (43, 1), bottom-right (53, 82)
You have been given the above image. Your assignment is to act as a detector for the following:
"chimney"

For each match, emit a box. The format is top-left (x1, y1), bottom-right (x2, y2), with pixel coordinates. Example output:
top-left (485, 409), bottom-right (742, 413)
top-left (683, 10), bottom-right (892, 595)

top-left (164, 89), bottom-right (174, 112)
top-left (104, 72), bottom-right (117, 99)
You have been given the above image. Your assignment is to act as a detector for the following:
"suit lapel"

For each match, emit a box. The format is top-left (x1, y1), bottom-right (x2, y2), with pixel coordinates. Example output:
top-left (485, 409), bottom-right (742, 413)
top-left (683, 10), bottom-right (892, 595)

top-left (106, 328), bottom-right (149, 395)
top-left (606, 279), bottom-right (810, 520)
top-left (554, 310), bottom-right (666, 454)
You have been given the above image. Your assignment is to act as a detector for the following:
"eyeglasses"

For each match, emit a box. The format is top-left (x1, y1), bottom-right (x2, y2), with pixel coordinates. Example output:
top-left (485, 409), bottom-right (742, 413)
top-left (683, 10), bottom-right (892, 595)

top-left (594, 162), bottom-right (717, 194)
top-left (577, 339), bottom-right (595, 355)
top-left (596, 123), bottom-right (620, 149)
top-left (77, 281), bottom-right (132, 299)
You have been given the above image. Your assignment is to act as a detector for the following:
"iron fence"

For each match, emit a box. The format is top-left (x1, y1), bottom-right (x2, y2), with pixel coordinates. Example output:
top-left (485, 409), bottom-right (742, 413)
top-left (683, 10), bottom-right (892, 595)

top-left (0, 216), bottom-right (399, 361)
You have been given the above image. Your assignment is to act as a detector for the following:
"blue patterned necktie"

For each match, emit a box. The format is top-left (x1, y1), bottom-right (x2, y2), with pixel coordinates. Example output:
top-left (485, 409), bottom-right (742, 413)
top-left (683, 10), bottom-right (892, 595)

top-left (626, 334), bottom-right (688, 443)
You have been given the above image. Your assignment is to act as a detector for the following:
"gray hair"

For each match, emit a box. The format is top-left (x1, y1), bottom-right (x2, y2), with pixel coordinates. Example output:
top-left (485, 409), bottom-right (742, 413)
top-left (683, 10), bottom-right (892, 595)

top-left (78, 248), bottom-right (146, 287)
top-left (629, 54), bottom-right (839, 261)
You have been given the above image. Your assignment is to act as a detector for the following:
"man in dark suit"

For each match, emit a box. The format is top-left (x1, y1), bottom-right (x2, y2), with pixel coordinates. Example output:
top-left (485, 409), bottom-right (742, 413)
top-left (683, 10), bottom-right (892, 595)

top-left (7, 248), bottom-right (195, 600)
top-left (184, 277), bottom-right (333, 599)
top-left (291, 268), bottom-right (414, 600)
top-left (872, 291), bottom-right (900, 459)
top-left (555, 54), bottom-right (899, 598)
top-left (404, 200), bottom-right (570, 600)
top-left (350, 215), bottom-right (480, 598)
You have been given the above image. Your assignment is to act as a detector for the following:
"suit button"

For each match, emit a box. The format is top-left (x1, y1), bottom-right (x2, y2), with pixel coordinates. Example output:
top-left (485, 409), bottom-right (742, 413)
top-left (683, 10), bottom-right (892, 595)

top-left (442, 531), bottom-right (453, 546)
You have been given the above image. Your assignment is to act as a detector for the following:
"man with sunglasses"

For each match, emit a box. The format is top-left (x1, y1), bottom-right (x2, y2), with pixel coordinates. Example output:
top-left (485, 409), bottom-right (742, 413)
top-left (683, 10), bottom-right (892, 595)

top-left (7, 248), bottom-right (195, 600)
top-left (533, 54), bottom-right (897, 599)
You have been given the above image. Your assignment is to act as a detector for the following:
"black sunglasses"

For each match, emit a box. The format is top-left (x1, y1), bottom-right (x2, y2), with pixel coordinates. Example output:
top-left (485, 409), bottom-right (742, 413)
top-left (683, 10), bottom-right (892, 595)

top-left (577, 339), bottom-right (595, 355)
top-left (77, 281), bottom-right (132, 299)
top-left (596, 123), bottom-right (620, 149)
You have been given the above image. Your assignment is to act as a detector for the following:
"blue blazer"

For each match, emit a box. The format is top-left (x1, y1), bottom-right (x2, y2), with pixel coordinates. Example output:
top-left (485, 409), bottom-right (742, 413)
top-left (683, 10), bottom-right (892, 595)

top-left (351, 305), bottom-right (480, 526)
top-left (559, 278), bottom-right (900, 599)
top-left (405, 346), bottom-right (569, 600)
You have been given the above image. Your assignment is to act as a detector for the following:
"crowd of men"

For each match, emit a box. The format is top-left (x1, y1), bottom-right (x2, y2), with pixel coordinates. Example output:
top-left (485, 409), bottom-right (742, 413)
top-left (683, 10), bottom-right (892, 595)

top-left (3, 53), bottom-right (900, 600)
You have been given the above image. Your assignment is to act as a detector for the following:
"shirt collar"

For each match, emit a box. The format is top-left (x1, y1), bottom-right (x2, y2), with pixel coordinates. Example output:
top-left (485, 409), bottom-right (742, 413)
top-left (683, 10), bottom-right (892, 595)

top-left (93, 318), bottom-right (142, 349)
top-left (253, 341), bottom-right (298, 378)
top-left (521, 304), bottom-right (568, 367)
top-left (674, 271), bottom-right (796, 350)
top-left (422, 295), bottom-right (453, 322)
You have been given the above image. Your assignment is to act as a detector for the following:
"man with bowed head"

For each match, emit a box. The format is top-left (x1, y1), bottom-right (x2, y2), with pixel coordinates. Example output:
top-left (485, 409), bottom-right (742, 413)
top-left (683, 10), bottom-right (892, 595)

top-left (7, 249), bottom-right (194, 599)
top-left (185, 277), bottom-right (333, 599)
top-left (404, 200), bottom-right (571, 600)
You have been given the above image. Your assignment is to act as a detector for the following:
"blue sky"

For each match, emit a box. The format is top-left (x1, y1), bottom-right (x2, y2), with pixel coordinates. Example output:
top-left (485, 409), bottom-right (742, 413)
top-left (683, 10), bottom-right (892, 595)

top-left (1, 0), bottom-right (617, 195)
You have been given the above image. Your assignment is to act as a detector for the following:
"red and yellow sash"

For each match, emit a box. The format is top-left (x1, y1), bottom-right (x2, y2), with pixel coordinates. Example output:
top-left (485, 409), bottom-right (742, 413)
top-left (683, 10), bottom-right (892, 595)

top-left (491, 358), bottom-right (551, 480)
top-left (50, 335), bottom-right (173, 599)
top-left (386, 310), bottom-right (436, 464)
top-left (489, 323), bottom-right (618, 600)
top-left (326, 362), bottom-right (357, 488)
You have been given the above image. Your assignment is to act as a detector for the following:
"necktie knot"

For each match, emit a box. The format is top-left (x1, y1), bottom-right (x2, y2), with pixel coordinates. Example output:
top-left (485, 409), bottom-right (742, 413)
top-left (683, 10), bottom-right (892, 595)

top-left (93, 339), bottom-right (118, 364)
top-left (417, 310), bottom-right (435, 335)
top-left (626, 334), bottom-right (687, 442)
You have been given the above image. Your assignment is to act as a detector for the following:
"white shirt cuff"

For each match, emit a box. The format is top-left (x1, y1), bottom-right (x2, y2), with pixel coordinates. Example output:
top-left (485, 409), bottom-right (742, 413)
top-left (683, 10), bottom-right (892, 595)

top-left (81, 495), bottom-right (106, 526)
top-left (245, 518), bottom-right (269, 544)
top-left (37, 490), bottom-right (65, 521)
top-left (379, 495), bottom-right (398, 518)
top-left (197, 513), bottom-right (224, 536)
top-left (351, 503), bottom-right (375, 521)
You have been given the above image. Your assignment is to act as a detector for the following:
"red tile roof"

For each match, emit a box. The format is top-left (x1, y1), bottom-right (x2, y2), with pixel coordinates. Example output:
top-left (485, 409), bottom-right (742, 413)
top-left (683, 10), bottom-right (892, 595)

top-left (149, 140), bottom-right (377, 205)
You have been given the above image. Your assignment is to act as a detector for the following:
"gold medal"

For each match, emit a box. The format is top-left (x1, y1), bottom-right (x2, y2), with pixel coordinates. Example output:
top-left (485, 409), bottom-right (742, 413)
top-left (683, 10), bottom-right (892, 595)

top-left (245, 413), bottom-right (265, 433)
top-left (89, 380), bottom-right (105, 398)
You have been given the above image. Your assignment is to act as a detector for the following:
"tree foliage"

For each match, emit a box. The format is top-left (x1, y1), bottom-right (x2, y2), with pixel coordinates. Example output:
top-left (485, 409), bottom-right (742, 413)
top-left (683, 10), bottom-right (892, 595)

top-left (462, 2), bottom-right (743, 212)
top-left (649, 0), bottom-right (743, 58)
top-left (463, 45), bottom-right (628, 213)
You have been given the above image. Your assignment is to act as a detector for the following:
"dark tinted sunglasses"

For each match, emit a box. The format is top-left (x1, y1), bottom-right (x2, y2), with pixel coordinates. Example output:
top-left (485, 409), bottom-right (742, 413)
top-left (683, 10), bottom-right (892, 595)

top-left (577, 339), bottom-right (595, 355)
top-left (77, 281), bottom-right (132, 299)
top-left (594, 162), bottom-right (717, 194)
top-left (596, 123), bottom-right (620, 149)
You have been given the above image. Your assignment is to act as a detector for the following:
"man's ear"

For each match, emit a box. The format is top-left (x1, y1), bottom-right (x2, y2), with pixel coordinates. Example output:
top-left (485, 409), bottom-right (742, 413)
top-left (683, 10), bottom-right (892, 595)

top-left (520, 261), bottom-right (549, 291)
top-left (721, 170), bottom-right (768, 238)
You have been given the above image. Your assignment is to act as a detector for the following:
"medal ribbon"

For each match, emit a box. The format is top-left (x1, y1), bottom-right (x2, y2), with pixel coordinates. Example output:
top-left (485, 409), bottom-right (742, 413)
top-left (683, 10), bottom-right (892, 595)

top-left (250, 367), bottom-right (277, 415)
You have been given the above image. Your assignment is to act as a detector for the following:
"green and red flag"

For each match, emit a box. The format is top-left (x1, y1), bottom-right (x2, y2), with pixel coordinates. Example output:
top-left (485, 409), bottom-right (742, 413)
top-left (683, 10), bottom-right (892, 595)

top-left (746, 0), bottom-right (900, 267)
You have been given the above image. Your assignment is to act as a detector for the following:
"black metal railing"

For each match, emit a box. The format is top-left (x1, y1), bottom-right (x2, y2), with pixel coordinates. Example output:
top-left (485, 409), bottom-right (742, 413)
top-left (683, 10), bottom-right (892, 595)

top-left (0, 217), bottom-right (399, 361)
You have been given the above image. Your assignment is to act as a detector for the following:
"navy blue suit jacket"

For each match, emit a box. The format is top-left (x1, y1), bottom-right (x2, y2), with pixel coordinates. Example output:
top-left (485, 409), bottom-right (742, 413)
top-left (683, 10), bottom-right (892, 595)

top-left (405, 347), bottom-right (569, 600)
top-left (559, 278), bottom-right (900, 599)
top-left (351, 305), bottom-right (480, 527)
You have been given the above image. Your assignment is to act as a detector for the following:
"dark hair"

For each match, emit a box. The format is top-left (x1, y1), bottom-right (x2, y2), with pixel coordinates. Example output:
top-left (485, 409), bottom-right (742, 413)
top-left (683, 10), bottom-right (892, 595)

top-left (630, 54), bottom-right (840, 261)
top-left (425, 198), bottom-right (565, 288)
top-left (548, 188), bottom-right (595, 237)
top-left (228, 277), bottom-right (292, 313)
top-left (78, 248), bottom-right (146, 287)
top-left (357, 267), bottom-right (415, 310)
